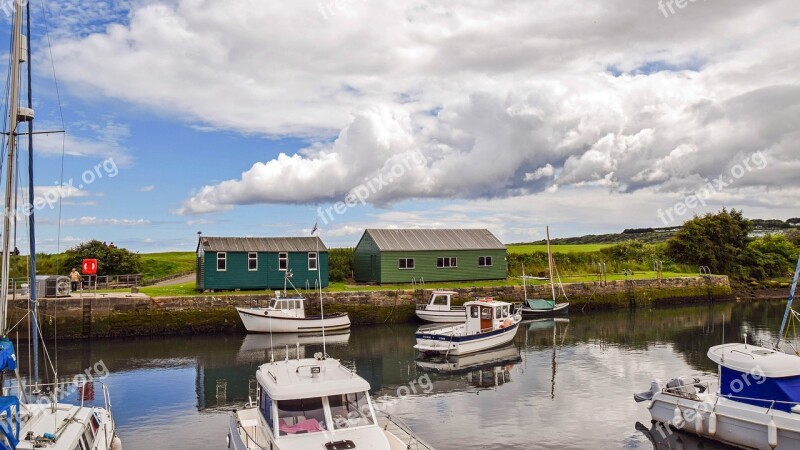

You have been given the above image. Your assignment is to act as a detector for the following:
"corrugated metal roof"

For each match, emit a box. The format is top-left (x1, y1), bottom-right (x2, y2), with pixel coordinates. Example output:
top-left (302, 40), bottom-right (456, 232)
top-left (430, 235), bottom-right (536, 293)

top-left (200, 236), bottom-right (327, 252)
top-left (364, 229), bottom-right (505, 251)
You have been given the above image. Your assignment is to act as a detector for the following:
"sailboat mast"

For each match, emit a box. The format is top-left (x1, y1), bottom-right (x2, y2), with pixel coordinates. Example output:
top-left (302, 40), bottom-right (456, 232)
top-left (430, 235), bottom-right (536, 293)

top-left (546, 226), bottom-right (556, 302)
top-left (25, 0), bottom-right (40, 385)
top-left (776, 255), bottom-right (800, 348)
top-left (1, 0), bottom-right (26, 336)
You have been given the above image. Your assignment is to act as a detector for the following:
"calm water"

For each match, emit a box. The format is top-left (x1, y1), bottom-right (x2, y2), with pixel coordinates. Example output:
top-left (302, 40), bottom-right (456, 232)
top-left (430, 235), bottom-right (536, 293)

top-left (16, 299), bottom-right (795, 449)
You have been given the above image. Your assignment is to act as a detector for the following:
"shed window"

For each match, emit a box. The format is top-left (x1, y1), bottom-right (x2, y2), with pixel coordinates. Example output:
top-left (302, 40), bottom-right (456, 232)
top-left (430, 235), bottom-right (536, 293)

top-left (248, 252), bottom-right (258, 271)
top-left (399, 258), bottom-right (415, 269)
top-left (217, 252), bottom-right (226, 271)
top-left (279, 252), bottom-right (288, 271)
top-left (478, 256), bottom-right (493, 267)
top-left (308, 252), bottom-right (318, 271)
top-left (436, 257), bottom-right (457, 268)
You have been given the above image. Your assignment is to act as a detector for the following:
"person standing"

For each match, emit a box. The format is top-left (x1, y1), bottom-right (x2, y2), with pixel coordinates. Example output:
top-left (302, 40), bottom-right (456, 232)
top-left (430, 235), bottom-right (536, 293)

top-left (70, 268), bottom-right (81, 292)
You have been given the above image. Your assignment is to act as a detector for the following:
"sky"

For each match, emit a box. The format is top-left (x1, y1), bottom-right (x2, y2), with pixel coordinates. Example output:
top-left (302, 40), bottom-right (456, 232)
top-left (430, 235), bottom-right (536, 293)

top-left (0, 0), bottom-right (798, 253)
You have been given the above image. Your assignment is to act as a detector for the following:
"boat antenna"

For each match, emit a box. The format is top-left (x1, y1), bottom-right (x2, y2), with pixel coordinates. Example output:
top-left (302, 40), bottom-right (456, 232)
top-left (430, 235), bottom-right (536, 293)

top-left (776, 255), bottom-right (800, 349)
top-left (312, 223), bottom-right (326, 358)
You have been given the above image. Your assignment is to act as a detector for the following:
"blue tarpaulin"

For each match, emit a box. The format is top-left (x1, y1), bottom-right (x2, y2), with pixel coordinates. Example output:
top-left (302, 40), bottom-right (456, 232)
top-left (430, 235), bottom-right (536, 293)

top-left (0, 339), bottom-right (16, 372)
top-left (721, 366), bottom-right (800, 412)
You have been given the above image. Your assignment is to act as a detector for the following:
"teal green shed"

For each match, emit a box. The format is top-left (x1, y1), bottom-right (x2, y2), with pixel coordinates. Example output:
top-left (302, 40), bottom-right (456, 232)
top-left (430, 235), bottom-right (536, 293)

top-left (354, 229), bottom-right (507, 284)
top-left (196, 236), bottom-right (328, 291)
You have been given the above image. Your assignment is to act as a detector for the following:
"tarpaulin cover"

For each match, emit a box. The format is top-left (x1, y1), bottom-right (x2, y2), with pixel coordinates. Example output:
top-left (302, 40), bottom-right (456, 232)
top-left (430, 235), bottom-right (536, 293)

top-left (0, 338), bottom-right (17, 372)
top-left (721, 366), bottom-right (800, 412)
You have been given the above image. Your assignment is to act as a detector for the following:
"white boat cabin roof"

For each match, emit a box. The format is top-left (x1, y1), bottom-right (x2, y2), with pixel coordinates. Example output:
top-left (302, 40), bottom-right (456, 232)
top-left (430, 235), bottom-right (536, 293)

top-left (708, 343), bottom-right (800, 378)
top-left (431, 290), bottom-right (457, 295)
top-left (463, 298), bottom-right (511, 308)
top-left (257, 357), bottom-right (370, 401)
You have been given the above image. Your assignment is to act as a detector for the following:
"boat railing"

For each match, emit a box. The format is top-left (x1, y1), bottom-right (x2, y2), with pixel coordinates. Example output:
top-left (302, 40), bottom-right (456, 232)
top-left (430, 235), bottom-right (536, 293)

top-left (379, 412), bottom-right (436, 450)
top-left (662, 380), bottom-right (800, 414)
top-left (230, 414), bottom-right (268, 450)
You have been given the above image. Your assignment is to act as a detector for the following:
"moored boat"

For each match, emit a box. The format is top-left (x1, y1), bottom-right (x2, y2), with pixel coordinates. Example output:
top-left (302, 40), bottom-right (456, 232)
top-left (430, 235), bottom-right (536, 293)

top-left (227, 354), bottom-right (435, 450)
top-left (414, 298), bottom-right (521, 356)
top-left (635, 256), bottom-right (800, 450)
top-left (236, 294), bottom-right (350, 333)
top-left (519, 227), bottom-right (568, 318)
top-left (415, 290), bottom-right (466, 323)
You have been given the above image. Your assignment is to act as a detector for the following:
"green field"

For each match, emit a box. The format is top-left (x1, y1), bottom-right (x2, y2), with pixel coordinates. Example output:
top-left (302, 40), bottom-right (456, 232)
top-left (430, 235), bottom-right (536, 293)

top-left (140, 252), bottom-right (196, 281)
top-left (507, 244), bottom-right (612, 254)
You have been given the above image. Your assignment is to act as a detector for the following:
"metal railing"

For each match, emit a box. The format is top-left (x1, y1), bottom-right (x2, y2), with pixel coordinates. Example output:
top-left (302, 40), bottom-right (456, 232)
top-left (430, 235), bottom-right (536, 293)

top-left (379, 413), bottom-right (437, 450)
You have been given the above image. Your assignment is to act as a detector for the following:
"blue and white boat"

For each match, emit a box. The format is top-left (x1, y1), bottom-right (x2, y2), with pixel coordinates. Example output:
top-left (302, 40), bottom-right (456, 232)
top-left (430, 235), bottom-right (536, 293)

top-left (414, 298), bottom-right (521, 356)
top-left (635, 257), bottom-right (800, 450)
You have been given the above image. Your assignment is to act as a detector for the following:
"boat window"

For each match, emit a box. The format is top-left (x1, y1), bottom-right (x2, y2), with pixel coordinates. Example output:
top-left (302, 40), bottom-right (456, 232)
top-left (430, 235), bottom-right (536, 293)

top-left (277, 397), bottom-right (327, 436)
top-left (495, 307), bottom-right (502, 319)
top-left (470, 307), bottom-right (479, 318)
top-left (260, 387), bottom-right (274, 431)
top-left (481, 307), bottom-right (492, 320)
top-left (89, 414), bottom-right (100, 435)
top-left (83, 426), bottom-right (95, 446)
top-left (80, 434), bottom-right (91, 450)
top-left (329, 391), bottom-right (375, 429)
top-left (502, 306), bottom-right (509, 317)
top-left (432, 295), bottom-right (448, 306)
top-left (269, 299), bottom-right (277, 309)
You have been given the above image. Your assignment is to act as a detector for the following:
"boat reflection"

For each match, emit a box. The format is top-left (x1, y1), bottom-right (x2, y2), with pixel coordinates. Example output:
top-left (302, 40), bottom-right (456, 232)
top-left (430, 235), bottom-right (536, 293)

top-left (236, 330), bottom-right (350, 362)
top-left (415, 344), bottom-right (521, 389)
top-left (635, 421), bottom-right (737, 449)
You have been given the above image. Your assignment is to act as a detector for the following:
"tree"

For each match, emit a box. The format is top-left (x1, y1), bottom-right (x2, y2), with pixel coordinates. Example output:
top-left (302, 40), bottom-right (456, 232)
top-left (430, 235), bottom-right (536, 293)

top-left (785, 229), bottom-right (800, 247)
top-left (665, 209), bottom-right (751, 275)
top-left (62, 240), bottom-right (142, 276)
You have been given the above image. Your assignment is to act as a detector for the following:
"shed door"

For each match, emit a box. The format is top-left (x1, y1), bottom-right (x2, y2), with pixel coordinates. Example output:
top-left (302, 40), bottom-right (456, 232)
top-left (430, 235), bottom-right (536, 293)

top-left (370, 255), bottom-right (377, 282)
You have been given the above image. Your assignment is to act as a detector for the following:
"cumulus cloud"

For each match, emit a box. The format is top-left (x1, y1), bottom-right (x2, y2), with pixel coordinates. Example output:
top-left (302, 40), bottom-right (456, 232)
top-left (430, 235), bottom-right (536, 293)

top-left (44, 0), bottom-right (800, 215)
top-left (62, 217), bottom-right (151, 226)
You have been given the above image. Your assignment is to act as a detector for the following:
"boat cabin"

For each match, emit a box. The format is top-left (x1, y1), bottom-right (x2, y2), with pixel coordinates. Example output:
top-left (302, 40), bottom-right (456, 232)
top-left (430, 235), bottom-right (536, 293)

top-left (267, 293), bottom-right (307, 319)
top-left (463, 298), bottom-right (515, 335)
top-left (708, 343), bottom-right (800, 413)
top-left (419, 291), bottom-right (459, 311)
top-left (252, 357), bottom-right (390, 448)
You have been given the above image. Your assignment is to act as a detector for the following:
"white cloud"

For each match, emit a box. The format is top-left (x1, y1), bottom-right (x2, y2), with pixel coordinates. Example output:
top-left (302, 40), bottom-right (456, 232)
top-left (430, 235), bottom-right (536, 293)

top-left (62, 217), bottom-right (151, 226)
top-left (43, 0), bottom-right (800, 217)
top-left (140, 185), bottom-right (156, 192)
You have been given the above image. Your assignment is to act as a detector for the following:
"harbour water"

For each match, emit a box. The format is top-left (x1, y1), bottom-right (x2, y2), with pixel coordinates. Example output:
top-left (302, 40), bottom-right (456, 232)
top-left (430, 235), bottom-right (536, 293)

top-left (22, 299), bottom-right (791, 449)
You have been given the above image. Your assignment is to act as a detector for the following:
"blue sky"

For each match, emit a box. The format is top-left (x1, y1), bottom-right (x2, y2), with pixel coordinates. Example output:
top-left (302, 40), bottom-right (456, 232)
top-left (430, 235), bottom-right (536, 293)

top-left (1, 0), bottom-right (798, 253)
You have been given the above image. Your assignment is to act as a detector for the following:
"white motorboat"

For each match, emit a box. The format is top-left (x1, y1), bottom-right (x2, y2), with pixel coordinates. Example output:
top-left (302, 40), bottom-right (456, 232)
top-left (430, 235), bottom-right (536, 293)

top-left (415, 291), bottom-right (466, 323)
top-left (414, 298), bottom-right (521, 356)
top-left (0, 2), bottom-right (121, 449)
top-left (227, 354), bottom-right (435, 450)
top-left (635, 256), bottom-right (800, 450)
top-left (237, 294), bottom-right (351, 333)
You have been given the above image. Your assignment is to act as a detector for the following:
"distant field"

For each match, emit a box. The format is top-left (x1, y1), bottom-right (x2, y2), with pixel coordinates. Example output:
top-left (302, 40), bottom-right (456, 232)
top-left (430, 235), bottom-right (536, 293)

top-left (507, 244), bottom-right (612, 254)
top-left (140, 252), bottom-right (195, 280)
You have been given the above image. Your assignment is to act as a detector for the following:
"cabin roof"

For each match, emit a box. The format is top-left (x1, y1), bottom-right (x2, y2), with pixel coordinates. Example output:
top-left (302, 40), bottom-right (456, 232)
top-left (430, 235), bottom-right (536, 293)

top-left (463, 299), bottom-right (511, 307)
top-left (257, 358), bottom-right (370, 401)
top-left (708, 343), bottom-right (800, 378)
top-left (198, 236), bottom-right (327, 253)
top-left (363, 228), bottom-right (505, 251)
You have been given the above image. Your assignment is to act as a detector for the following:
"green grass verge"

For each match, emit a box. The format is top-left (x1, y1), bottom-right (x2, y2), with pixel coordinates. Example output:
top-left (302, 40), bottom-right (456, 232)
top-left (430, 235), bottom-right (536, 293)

top-left (140, 252), bottom-right (196, 281)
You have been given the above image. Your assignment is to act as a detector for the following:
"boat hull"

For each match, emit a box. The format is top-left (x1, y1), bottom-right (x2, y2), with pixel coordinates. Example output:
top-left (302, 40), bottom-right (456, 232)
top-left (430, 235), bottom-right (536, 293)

top-left (415, 309), bottom-right (466, 323)
top-left (236, 307), bottom-right (351, 333)
top-left (414, 322), bottom-right (520, 356)
top-left (648, 391), bottom-right (800, 450)
top-left (520, 302), bottom-right (568, 318)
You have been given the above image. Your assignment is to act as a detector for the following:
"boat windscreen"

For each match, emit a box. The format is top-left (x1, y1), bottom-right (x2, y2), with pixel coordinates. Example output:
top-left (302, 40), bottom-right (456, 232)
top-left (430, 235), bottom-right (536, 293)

top-left (329, 392), bottom-right (375, 429)
top-left (277, 397), bottom-right (327, 435)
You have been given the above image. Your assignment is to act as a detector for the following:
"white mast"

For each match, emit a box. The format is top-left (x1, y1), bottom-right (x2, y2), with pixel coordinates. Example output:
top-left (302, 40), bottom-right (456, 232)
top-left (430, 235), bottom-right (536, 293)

top-left (1, 0), bottom-right (27, 335)
top-left (546, 226), bottom-right (556, 302)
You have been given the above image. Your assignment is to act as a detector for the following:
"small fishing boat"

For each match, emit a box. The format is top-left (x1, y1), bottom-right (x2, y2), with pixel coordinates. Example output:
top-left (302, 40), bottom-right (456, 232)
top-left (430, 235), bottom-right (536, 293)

top-left (227, 354), bottom-right (435, 450)
top-left (415, 290), bottom-right (466, 323)
top-left (414, 298), bottom-right (521, 356)
top-left (634, 256), bottom-right (800, 450)
top-left (236, 294), bottom-right (350, 333)
top-left (519, 227), bottom-right (568, 317)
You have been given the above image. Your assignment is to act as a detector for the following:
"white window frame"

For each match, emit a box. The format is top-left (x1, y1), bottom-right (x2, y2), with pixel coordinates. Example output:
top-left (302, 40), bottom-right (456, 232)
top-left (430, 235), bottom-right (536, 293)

top-left (478, 256), bottom-right (493, 267)
top-left (248, 252), bottom-right (258, 271)
top-left (437, 257), bottom-right (457, 268)
top-left (398, 258), bottom-right (415, 270)
top-left (308, 252), bottom-right (318, 271)
top-left (217, 252), bottom-right (226, 272)
top-left (278, 252), bottom-right (288, 271)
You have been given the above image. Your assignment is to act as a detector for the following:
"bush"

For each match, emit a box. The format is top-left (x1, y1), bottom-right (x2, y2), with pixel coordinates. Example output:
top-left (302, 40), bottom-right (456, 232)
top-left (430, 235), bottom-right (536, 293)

top-left (328, 248), bottom-right (354, 282)
top-left (61, 240), bottom-right (142, 276)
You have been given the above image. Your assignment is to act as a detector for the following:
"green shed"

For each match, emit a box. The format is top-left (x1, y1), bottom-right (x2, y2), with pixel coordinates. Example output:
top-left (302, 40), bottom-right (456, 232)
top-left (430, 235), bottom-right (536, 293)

top-left (196, 236), bottom-right (328, 291)
top-left (354, 229), bottom-right (507, 284)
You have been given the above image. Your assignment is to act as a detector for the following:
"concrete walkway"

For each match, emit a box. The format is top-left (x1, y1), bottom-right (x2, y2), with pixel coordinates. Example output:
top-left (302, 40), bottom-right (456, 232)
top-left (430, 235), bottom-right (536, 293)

top-left (151, 273), bottom-right (195, 286)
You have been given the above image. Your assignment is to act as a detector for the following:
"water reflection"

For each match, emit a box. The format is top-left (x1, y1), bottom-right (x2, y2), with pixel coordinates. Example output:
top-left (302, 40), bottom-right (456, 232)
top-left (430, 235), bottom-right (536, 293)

top-left (8, 299), bottom-right (795, 449)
